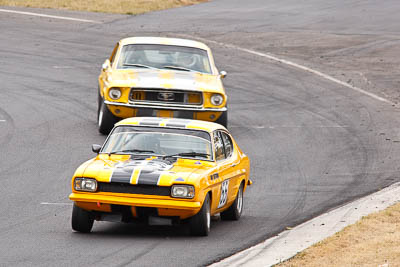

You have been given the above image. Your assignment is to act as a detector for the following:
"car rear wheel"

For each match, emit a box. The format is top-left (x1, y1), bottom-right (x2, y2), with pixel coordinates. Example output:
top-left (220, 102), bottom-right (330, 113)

top-left (221, 183), bottom-right (243, 221)
top-left (71, 204), bottom-right (94, 233)
top-left (98, 97), bottom-right (118, 135)
top-left (190, 194), bottom-right (211, 236)
top-left (215, 110), bottom-right (228, 128)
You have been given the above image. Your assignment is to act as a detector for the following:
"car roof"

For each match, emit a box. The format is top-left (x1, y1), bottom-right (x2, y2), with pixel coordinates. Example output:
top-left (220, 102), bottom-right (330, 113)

top-left (119, 37), bottom-right (211, 52)
top-left (116, 117), bottom-right (226, 133)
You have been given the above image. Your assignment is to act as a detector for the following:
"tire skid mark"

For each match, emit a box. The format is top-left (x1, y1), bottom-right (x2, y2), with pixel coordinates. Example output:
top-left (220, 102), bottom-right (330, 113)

top-left (0, 129), bottom-right (50, 177)
top-left (0, 81), bottom-right (95, 176)
top-left (286, 67), bottom-right (375, 209)
top-left (117, 242), bottom-right (161, 267)
top-left (89, 241), bottom-right (161, 267)
top-left (269, 71), bottom-right (312, 223)
top-left (231, 88), bottom-right (312, 223)
top-left (276, 158), bottom-right (309, 225)
top-left (229, 59), bottom-right (377, 234)
top-left (0, 59), bottom-right (97, 89)
top-left (0, 94), bottom-right (51, 175)
top-left (4, 83), bottom-right (96, 118)
top-left (285, 68), bottom-right (340, 192)
top-left (324, 38), bottom-right (400, 57)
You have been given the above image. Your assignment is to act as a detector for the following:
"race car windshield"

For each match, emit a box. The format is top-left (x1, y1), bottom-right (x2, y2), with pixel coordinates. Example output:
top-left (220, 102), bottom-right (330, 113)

top-left (117, 44), bottom-right (212, 74)
top-left (101, 126), bottom-right (213, 161)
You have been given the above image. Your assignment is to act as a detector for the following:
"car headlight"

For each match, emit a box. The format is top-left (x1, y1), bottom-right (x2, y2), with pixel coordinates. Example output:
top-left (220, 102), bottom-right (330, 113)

top-left (210, 94), bottom-right (224, 106)
top-left (109, 88), bottom-right (121, 100)
top-left (74, 178), bottom-right (98, 192)
top-left (171, 185), bottom-right (195, 199)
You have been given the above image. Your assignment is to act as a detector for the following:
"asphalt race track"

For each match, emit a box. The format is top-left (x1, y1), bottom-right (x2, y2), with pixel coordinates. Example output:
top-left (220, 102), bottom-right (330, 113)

top-left (1, 1), bottom-right (400, 266)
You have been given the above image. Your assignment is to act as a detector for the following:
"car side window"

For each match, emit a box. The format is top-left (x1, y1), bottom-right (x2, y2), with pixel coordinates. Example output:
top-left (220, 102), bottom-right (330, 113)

top-left (220, 131), bottom-right (233, 158)
top-left (214, 131), bottom-right (225, 161)
top-left (109, 43), bottom-right (119, 64)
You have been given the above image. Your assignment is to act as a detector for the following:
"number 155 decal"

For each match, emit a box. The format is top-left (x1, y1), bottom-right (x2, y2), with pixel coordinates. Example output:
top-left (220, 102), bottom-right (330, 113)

top-left (218, 180), bottom-right (229, 208)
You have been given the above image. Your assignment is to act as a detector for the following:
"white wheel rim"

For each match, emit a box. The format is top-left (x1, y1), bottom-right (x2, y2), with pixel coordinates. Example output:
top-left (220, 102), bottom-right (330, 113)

top-left (98, 106), bottom-right (103, 127)
top-left (237, 186), bottom-right (243, 214)
top-left (206, 201), bottom-right (211, 230)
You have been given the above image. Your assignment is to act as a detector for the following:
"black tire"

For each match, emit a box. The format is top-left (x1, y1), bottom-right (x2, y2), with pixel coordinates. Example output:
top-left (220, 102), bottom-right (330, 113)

top-left (97, 90), bottom-right (102, 116)
top-left (215, 110), bottom-right (228, 128)
top-left (221, 183), bottom-right (244, 221)
top-left (71, 204), bottom-right (94, 233)
top-left (190, 194), bottom-right (211, 236)
top-left (98, 96), bottom-right (118, 135)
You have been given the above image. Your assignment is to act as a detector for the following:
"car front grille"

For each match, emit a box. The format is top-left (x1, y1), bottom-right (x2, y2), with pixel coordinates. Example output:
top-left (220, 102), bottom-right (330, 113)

top-left (129, 88), bottom-right (202, 106)
top-left (97, 182), bottom-right (171, 196)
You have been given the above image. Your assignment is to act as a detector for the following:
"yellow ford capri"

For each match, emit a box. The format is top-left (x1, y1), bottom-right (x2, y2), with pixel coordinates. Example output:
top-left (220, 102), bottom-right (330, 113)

top-left (97, 37), bottom-right (228, 134)
top-left (69, 117), bottom-right (251, 236)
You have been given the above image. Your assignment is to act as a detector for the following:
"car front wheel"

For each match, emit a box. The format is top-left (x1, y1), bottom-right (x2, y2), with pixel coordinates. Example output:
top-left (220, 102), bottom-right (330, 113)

top-left (71, 204), bottom-right (94, 233)
top-left (190, 194), bottom-right (211, 236)
top-left (215, 110), bottom-right (228, 128)
top-left (98, 99), bottom-right (118, 135)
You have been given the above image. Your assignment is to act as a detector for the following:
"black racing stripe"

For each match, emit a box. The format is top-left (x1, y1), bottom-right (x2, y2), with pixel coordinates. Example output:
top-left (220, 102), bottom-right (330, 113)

top-left (165, 119), bottom-right (191, 128)
top-left (111, 168), bottom-right (134, 183)
top-left (136, 171), bottom-right (162, 185)
top-left (139, 117), bottom-right (163, 126)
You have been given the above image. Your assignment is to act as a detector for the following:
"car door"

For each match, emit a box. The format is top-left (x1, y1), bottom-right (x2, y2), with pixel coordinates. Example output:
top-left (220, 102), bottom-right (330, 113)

top-left (212, 130), bottom-right (240, 212)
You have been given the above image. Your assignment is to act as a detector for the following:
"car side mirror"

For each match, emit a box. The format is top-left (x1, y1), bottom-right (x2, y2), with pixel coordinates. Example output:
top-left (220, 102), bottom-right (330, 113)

top-left (220, 71), bottom-right (227, 79)
top-left (102, 59), bottom-right (111, 71)
top-left (92, 144), bottom-right (102, 153)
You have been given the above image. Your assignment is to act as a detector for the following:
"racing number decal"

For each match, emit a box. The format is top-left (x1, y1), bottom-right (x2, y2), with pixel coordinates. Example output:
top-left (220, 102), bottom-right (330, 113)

top-left (218, 180), bottom-right (229, 208)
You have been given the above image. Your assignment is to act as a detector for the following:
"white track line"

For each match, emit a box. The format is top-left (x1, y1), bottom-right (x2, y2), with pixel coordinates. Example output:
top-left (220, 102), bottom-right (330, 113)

top-left (40, 202), bottom-right (71, 206)
top-left (0, 120), bottom-right (6, 122)
top-left (0, 8), bottom-right (101, 23)
top-left (178, 34), bottom-right (395, 106)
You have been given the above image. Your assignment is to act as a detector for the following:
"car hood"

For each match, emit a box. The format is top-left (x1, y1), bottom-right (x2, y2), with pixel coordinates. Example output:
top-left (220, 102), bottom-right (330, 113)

top-left (106, 69), bottom-right (224, 93)
top-left (78, 154), bottom-right (214, 186)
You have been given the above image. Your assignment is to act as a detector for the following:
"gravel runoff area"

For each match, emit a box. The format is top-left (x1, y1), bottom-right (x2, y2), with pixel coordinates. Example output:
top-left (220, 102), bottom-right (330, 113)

top-left (0, 0), bottom-right (208, 14)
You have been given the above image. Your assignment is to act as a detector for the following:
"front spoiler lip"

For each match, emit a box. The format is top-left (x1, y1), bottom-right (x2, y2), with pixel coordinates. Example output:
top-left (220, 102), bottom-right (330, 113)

top-left (104, 100), bottom-right (227, 112)
top-left (69, 193), bottom-right (201, 210)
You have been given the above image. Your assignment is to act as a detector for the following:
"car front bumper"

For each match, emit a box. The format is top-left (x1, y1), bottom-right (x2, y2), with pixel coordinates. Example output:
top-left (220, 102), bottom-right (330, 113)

top-left (69, 192), bottom-right (201, 210)
top-left (104, 101), bottom-right (226, 121)
top-left (104, 100), bottom-right (227, 112)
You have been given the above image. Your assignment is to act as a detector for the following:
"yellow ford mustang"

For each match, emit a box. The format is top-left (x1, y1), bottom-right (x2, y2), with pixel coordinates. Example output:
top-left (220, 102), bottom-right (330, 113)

top-left (97, 37), bottom-right (228, 134)
top-left (69, 117), bottom-right (251, 236)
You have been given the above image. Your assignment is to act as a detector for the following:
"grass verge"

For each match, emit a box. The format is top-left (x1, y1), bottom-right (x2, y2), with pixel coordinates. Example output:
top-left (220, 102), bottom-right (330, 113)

top-left (277, 202), bottom-right (400, 266)
top-left (0, 0), bottom-right (208, 15)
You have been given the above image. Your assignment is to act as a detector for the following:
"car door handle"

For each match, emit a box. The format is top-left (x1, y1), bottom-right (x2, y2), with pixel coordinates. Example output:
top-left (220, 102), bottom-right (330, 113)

top-left (230, 163), bottom-right (237, 167)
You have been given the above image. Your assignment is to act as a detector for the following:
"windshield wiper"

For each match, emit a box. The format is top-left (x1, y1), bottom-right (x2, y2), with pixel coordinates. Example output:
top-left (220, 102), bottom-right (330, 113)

top-left (123, 63), bottom-right (156, 69)
top-left (108, 149), bottom-right (155, 156)
top-left (162, 65), bottom-right (195, 72)
top-left (162, 152), bottom-right (210, 160)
